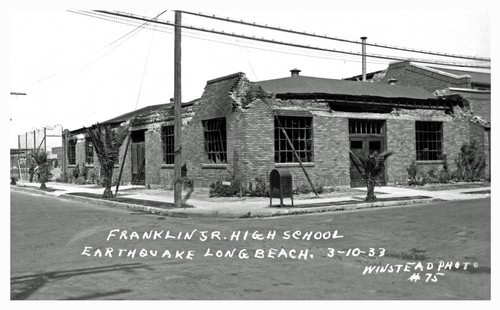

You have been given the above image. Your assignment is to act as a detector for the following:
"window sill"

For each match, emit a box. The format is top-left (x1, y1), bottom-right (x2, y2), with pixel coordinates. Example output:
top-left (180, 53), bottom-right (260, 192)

top-left (202, 164), bottom-right (227, 169)
top-left (275, 162), bottom-right (315, 168)
top-left (161, 164), bottom-right (174, 169)
top-left (416, 160), bottom-right (444, 165)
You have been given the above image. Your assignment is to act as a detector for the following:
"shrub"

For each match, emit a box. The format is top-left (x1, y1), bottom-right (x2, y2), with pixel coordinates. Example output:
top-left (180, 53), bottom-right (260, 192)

top-left (182, 177), bottom-right (194, 190)
top-left (453, 141), bottom-right (486, 182)
top-left (85, 168), bottom-right (101, 185)
top-left (209, 178), bottom-right (242, 197)
top-left (293, 182), bottom-right (325, 195)
top-left (72, 165), bottom-right (80, 180)
top-left (426, 167), bottom-right (439, 184)
top-left (406, 161), bottom-right (424, 186)
top-left (80, 164), bottom-right (88, 180)
top-left (247, 177), bottom-right (269, 197)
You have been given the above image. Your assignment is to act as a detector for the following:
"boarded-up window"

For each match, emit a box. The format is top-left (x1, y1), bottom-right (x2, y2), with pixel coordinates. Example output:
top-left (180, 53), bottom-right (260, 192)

top-left (162, 125), bottom-right (175, 164)
top-left (274, 116), bottom-right (313, 163)
top-left (416, 121), bottom-right (442, 161)
top-left (85, 139), bottom-right (94, 164)
top-left (68, 139), bottom-right (76, 165)
top-left (202, 118), bottom-right (227, 164)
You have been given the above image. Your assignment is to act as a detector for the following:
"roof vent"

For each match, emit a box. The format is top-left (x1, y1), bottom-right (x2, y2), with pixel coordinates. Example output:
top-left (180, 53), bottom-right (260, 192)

top-left (387, 78), bottom-right (398, 85)
top-left (290, 68), bottom-right (301, 77)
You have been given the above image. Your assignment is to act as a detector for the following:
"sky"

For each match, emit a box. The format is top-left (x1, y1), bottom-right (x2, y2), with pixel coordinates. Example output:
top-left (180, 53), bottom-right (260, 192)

top-left (5, 0), bottom-right (493, 149)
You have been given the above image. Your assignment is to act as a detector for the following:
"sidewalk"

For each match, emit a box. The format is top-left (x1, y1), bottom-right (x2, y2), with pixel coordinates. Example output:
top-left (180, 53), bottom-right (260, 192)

top-left (11, 180), bottom-right (490, 218)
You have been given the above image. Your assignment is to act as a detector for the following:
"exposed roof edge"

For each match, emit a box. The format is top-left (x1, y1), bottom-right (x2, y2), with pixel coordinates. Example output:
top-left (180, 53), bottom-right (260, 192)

top-left (448, 87), bottom-right (491, 94)
top-left (68, 98), bottom-right (199, 134)
top-left (206, 72), bottom-right (245, 85)
top-left (389, 61), bottom-right (471, 79)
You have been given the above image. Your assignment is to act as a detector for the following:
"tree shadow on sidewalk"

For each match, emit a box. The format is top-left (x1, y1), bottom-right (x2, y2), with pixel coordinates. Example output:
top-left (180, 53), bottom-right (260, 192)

top-left (11, 262), bottom-right (152, 300)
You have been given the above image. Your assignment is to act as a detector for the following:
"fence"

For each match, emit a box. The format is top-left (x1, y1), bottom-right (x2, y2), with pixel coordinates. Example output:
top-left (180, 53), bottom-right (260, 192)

top-left (11, 125), bottom-right (63, 181)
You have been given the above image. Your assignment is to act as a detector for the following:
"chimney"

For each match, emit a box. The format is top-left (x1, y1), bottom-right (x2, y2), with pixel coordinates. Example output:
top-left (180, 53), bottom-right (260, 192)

top-left (360, 36), bottom-right (367, 81)
top-left (290, 68), bottom-right (301, 77)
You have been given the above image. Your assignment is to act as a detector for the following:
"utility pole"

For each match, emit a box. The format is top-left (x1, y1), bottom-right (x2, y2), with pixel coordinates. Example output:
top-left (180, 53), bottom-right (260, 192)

top-left (174, 11), bottom-right (182, 208)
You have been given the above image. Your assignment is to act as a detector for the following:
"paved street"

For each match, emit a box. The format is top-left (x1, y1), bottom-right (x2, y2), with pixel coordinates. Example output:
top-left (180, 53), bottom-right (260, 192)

top-left (11, 190), bottom-right (490, 300)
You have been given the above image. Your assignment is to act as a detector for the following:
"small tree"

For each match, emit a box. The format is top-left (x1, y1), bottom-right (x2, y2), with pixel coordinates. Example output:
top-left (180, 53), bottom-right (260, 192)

top-left (31, 151), bottom-right (52, 189)
top-left (454, 141), bottom-right (486, 181)
top-left (351, 151), bottom-right (393, 201)
top-left (85, 123), bottom-right (129, 198)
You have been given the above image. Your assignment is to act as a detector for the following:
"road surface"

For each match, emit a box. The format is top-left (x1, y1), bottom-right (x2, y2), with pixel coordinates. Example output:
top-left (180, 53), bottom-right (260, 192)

top-left (10, 189), bottom-right (490, 300)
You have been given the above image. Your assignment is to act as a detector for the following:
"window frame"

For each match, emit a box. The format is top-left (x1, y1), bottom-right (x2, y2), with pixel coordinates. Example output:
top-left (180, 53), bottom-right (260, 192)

top-left (274, 116), bottom-right (314, 163)
top-left (162, 125), bottom-right (175, 165)
top-left (415, 121), bottom-right (443, 161)
top-left (85, 138), bottom-right (94, 165)
top-left (68, 139), bottom-right (76, 165)
top-left (202, 118), bottom-right (227, 164)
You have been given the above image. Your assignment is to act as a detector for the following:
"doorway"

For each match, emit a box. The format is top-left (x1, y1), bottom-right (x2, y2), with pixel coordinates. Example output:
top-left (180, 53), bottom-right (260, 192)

top-left (130, 130), bottom-right (146, 185)
top-left (348, 119), bottom-right (386, 188)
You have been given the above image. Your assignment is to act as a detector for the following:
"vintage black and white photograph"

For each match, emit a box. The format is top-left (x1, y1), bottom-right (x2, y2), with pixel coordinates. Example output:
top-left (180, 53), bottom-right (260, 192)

top-left (6, 0), bottom-right (495, 306)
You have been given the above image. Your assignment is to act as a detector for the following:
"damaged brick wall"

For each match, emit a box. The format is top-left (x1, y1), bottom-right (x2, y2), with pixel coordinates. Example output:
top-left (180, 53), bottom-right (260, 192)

top-left (443, 120), bottom-right (470, 169)
top-left (448, 89), bottom-right (490, 122)
top-left (307, 115), bottom-right (350, 186)
top-left (236, 99), bottom-right (275, 185)
top-left (179, 73), bottom-right (246, 187)
top-left (386, 119), bottom-right (416, 183)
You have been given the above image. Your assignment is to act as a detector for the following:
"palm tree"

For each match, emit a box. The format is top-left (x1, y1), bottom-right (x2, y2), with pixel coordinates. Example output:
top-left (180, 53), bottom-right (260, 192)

top-left (350, 150), bottom-right (393, 201)
top-left (31, 151), bottom-right (52, 190)
top-left (85, 123), bottom-right (129, 198)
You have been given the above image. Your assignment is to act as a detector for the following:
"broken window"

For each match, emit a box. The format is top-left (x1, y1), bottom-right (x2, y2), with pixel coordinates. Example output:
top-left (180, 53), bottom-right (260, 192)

top-left (416, 121), bottom-right (442, 161)
top-left (85, 139), bottom-right (94, 165)
top-left (202, 118), bottom-right (227, 164)
top-left (162, 125), bottom-right (175, 164)
top-left (274, 116), bottom-right (313, 163)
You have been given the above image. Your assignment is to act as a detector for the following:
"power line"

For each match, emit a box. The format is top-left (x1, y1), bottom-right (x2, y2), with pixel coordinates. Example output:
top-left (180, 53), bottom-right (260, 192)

top-left (72, 10), bottom-right (166, 73)
top-left (18, 10), bottom-right (166, 90)
top-left (85, 11), bottom-right (390, 67)
top-left (93, 10), bottom-right (490, 69)
top-left (135, 16), bottom-right (158, 111)
top-left (81, 11), bottom-right (487, 69)
top-left (180, 11), bottom-right (491, 62)
top-left (82, 11), bottom-right (487, 69)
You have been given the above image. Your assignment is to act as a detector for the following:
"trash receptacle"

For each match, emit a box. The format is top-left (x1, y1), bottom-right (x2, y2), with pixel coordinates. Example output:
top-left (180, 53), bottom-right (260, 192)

top-left (269, 169), bottom-right (294, 207)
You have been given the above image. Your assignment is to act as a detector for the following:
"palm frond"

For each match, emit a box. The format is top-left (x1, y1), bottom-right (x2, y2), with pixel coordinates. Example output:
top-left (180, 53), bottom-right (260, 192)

top-left (352, 150), bottom-right (394, 180)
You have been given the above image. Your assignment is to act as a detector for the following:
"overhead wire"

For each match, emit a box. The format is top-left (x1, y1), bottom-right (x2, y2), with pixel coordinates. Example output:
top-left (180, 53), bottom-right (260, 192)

top-left (93, 10), bottom-right (490, 69)
top-left (134, 14), bottom-right (160, 111)
top-left (180, 10), bottom-right (490, 62)
top-left (78, 10), bottom-right (392, 67)
top-left (73, 10), bottom-right (167, 73)
top-left (20, 10), bottom-right (166, 90)
top-left (82, 10), bottom-right (490, 69)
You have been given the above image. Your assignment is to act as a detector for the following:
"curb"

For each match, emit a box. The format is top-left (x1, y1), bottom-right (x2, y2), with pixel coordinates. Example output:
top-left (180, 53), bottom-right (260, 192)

top-left (11, 185), bottom-right (441, 219)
